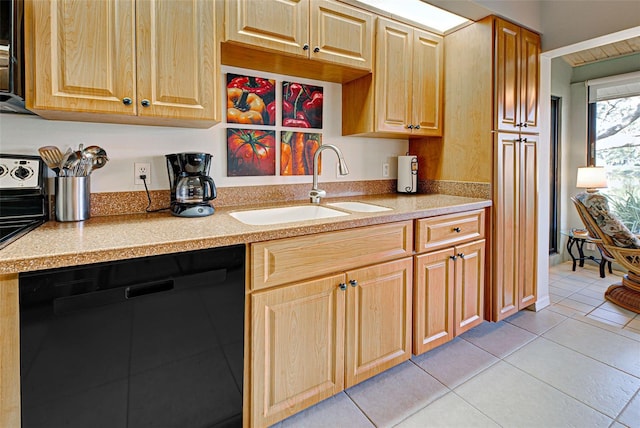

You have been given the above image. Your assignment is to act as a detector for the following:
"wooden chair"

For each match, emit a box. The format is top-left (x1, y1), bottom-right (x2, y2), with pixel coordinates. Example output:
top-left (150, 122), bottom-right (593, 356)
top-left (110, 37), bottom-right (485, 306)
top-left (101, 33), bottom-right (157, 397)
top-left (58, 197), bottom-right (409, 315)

top-left (572, 193), bottom-right (640, 313)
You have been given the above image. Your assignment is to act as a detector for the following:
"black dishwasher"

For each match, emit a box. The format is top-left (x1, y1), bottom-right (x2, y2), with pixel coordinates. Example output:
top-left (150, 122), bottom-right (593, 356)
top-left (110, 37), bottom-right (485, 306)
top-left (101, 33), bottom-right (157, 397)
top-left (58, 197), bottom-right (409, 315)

top-left (18, 245), bottom-right (245, 428)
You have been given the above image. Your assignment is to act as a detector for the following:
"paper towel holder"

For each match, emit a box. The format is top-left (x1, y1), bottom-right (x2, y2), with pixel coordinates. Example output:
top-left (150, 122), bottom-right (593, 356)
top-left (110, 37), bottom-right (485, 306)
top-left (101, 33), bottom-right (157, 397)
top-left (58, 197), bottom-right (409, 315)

top-left (397, 154), bottom-right (418, 194)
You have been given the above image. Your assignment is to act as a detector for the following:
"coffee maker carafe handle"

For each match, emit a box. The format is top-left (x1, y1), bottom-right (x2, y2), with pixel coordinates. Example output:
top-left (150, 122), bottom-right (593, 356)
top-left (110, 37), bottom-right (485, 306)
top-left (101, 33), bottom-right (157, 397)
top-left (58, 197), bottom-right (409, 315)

top-left (202, 176), bottom-right (217, 201)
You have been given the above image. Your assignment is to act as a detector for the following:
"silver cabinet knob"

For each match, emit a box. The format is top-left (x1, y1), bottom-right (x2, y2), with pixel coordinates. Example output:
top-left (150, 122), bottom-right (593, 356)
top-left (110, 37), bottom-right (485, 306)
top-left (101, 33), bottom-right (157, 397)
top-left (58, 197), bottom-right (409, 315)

top-left (407, 124), bottom-right (414, 129)
top-left (303, 44), bottom-right (309, 51)
top-left (141, 99), bottom-right (151, 107)
top-left (122, 97), bottom-right (132, 105)
top-left (313, 46), bottom-right (320, 53)
top-left (414, 125), bottom-right (420, 129)
top-left (349, 279), bottom-right (358, 287)
top-left (458, 253), bottom-right (465, 259)
top-left (453, 227), bottom-right (461, 233)
top-left (339, 283), bottom-right (347, 291)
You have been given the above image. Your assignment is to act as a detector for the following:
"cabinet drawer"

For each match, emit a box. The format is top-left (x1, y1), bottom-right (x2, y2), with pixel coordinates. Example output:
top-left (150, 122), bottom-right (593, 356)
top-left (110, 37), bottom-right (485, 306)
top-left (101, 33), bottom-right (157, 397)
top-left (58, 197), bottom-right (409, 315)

top-left (250, 221), bottom-right (413, 290)
top-left (415, 210), bottom-right (485, 253)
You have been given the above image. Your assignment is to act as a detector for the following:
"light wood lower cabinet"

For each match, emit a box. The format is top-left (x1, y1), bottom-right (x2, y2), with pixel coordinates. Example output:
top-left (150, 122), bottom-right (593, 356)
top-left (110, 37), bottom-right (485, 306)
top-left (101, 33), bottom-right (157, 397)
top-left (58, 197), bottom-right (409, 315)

top-left (250, 257), bottom-right (412, 427)
top-left (413, 211), bottom-right (486, 356)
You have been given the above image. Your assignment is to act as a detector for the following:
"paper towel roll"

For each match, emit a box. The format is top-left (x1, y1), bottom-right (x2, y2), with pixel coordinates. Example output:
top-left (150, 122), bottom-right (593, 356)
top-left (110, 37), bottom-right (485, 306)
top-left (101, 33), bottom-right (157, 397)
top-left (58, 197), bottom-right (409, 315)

top-left (397, 155), bottom-right (417, 193)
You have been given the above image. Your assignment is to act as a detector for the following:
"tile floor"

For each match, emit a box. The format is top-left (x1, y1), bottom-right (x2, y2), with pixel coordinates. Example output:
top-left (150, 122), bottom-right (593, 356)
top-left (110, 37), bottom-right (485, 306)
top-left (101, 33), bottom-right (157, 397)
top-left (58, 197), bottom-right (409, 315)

top-left (273, 261), bottom-right (640, 428)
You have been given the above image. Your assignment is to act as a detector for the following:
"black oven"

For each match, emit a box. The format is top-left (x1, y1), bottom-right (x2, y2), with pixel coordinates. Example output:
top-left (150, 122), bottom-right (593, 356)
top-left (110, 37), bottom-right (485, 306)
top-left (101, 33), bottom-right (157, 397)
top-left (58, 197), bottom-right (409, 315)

top-left (0, 154), bottom-right (48, 249)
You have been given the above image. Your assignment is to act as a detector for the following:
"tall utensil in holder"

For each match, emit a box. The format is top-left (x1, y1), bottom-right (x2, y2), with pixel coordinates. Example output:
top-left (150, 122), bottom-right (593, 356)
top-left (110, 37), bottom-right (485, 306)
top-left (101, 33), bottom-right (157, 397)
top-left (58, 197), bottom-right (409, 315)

top-left (55, 176), bottom-right (90, 221)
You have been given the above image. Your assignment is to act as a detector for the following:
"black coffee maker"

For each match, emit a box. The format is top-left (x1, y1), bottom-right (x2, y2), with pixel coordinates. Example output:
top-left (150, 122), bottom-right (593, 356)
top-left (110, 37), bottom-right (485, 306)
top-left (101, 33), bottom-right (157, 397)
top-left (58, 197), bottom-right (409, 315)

top-left (166, 152), bottom-right (216, 217)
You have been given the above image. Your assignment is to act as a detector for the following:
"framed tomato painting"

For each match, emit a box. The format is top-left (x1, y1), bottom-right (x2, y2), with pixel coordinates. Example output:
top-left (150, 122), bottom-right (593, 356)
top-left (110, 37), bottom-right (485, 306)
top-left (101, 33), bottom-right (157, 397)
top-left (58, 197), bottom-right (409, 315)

top-left (226, 74), bottom-right (276, 125)
top-left (282, 82), bottom-right (323, 129)
top-left (227, 129), bottom-right (276, 176)
top-left (280, 131), bottom-right (322, 175)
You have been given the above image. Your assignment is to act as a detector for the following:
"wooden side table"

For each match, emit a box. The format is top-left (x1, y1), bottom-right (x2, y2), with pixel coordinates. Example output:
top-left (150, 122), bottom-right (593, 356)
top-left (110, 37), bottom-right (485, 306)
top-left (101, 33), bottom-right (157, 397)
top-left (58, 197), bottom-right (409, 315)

top-left (561, 229), bottom-right (612, 278)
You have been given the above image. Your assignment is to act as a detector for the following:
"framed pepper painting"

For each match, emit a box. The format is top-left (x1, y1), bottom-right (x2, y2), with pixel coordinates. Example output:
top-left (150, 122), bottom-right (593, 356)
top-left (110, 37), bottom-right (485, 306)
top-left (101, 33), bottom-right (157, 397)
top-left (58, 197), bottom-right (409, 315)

top-left (280, 131), bottom-right (322, 175)
top-left (227, 128), bottom-right (276, 176)
top-left (226, 74), bottom-right (276, 126)
top-left (282, 82), bottom-right (323, 129)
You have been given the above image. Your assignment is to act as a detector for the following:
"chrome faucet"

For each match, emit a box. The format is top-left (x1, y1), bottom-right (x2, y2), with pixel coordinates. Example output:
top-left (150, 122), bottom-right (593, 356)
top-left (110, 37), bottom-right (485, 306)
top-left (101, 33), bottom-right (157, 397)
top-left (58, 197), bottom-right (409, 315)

top-left (309, 144), bottom-right (349, 204)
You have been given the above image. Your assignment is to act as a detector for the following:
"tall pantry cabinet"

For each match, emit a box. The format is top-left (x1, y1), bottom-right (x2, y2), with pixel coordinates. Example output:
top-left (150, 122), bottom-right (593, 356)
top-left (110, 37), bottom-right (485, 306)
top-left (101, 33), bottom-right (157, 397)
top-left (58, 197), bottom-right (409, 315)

top-left (409, 16), bottom-right (541, 321)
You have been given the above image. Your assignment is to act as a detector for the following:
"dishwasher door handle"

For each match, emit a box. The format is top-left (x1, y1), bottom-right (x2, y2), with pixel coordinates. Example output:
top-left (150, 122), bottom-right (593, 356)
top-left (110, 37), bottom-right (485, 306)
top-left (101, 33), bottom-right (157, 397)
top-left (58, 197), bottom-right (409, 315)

top-left (125, 279), bottom-right (174, 299)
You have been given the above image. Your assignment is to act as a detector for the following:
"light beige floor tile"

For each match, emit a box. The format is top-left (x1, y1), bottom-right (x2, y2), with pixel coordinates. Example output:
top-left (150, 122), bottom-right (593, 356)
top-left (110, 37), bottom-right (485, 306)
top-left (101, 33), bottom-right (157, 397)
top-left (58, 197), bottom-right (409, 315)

top-left (550, 293), bottom-right (565, 303)
top-left (549, 285), bottom-right (575, 297)
top-left (395, 392), bottom-right (500, 428)
top-left (273, 392), bottom-right (373, 428)
top-left (586, 314), bottom-right (625, 328)
top-left (411, 338), bottom-right (499, 389)
top-left (553, 278), bottom-right (589, 292)
top-left (610, 422), bottom-right (630, 428)
top-left (628, 318), bottom-right (640, 331)
top-left (454, 361), bottom-right (612, 427)
top-left (346, 361), bottom-right (447, 428)
top-left (618, 391), bottom-right (640, 428)
top-left (591, 307), bottom-right (635, 324)
top-left (459, 321), bottom-right (536, 358)
top-left (576, 314), bottom-right (640, 341)
top-left (576, 287), bottom-right (607, 300)
top-left (555, 297), bottom-right (595, 314)
top-left (543, 318), bottom-right (640, 377)
top-left (547, 303), bottom-right (585, 317)
top-left (600, 301), bottom-right (640, 319)
top-left (570, 292), bottom-right (607, 307)
top-left (504, 308), bottom-right (567, 335)
top-left (505, 337), bottom-right (640, 418)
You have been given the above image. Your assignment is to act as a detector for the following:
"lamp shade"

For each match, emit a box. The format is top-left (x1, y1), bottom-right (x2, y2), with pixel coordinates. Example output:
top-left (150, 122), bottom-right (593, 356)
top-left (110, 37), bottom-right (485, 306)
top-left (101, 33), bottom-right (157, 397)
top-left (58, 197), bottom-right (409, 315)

top-left (576, 166), bottom-right (608, 192)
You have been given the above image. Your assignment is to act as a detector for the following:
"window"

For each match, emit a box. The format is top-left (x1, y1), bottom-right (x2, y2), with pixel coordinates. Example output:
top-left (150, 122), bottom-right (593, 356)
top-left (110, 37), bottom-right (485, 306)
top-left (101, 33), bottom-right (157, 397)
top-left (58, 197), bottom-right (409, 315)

top-left (587, 72), bottom-right (640, 233)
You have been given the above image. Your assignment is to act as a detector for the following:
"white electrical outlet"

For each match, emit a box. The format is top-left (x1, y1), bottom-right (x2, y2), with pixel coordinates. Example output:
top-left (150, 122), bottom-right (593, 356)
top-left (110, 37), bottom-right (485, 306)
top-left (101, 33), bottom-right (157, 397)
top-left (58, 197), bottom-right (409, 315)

top-left (134, 162), bottom-right (151, 185)
top-left (382, 163), bottom-right (390, 177)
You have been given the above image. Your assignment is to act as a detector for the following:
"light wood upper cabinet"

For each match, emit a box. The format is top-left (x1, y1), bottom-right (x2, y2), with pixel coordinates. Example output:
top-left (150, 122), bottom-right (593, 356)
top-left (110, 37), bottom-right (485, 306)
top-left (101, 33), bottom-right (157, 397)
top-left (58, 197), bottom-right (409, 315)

top-left (25, 0), bottom-right (220, 128)
top-left (495, 18), bottom-right (540, 134)
top-left (493, 132), bottom-right (537, 320)
top-left (343, 17), bottom-right (443, 138)
top-left (225, 0), bottom-right (373, 70)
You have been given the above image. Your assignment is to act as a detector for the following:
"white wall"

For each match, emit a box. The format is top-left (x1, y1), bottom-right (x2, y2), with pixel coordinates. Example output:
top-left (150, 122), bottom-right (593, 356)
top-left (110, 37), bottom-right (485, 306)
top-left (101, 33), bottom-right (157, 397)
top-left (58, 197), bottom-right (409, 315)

top-left (0, 65), bottom-right (408, 193)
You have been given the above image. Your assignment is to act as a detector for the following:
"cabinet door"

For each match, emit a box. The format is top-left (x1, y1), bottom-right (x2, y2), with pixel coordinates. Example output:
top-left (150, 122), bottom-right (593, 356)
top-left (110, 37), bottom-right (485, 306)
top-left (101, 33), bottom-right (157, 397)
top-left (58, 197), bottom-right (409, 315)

top-left (493, 132), bottom-right (520, 321)
top-left (413, 248), bottom-right (455, 355)
top-left (345, 258), bottom-right (412, 387)
top-left (250, 274), bottom-right (345, 427)
top-left (26, 0), bottom-right (136, 115)
top-left (518, 137), bottom-right (537, 309)
top-left (411, 29), bottom-right (443, 136)
top-left (494, 18), bottom-right (520, 133)
top-left (375, 18), bottom-right (412, 135)
top-left (225, 0), bottom-right (308, 58)
top-left (454, 240), bottom-right (485, 335)
top-left (310, 0), bottom-right (373, 70)
top-left (519, 29), bottom-right (540, 134)
top-left (136, 0), bottom-right (219, 121)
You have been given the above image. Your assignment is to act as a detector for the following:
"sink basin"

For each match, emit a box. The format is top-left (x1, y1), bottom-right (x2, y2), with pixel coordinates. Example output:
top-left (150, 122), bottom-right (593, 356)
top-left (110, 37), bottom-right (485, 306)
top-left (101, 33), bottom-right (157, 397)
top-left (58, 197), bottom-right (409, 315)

top-left (229, 205), bottom-right (349, 225)
top-left (327, 201), bottom-right (392, 212)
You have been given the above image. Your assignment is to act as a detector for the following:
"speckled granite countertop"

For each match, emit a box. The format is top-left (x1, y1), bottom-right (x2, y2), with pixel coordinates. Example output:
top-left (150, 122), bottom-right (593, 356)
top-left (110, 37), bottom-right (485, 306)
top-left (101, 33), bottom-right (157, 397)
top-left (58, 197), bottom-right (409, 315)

top-left (0, 194), bottom-right (491, 275)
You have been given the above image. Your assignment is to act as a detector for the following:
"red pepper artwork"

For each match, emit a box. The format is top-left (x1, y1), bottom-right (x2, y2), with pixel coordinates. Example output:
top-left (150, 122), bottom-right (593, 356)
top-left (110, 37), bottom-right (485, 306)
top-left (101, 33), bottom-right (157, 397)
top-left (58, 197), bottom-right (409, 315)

top-left (227, 128), bottom-right (276, 176)
top-left (226, 74), bottom-right (276, 126)
top-left (280, 131), bottom-right (322, 176)
top-left (282, 82), bottom-right (323, 129)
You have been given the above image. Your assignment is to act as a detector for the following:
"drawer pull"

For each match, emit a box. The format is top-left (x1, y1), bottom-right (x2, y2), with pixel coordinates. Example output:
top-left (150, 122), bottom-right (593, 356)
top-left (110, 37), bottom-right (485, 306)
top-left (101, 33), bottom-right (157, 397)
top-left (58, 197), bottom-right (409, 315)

top-left (453, 227), bottom-right (461, 233)
top-left (450, 255), bottom-right (457, 260)
top-left (349, 279), bottom-right (358, 287)
top-left (339, 283), bottom-right (347, 291)
top-left (458, 253), bottom-right (465, 259)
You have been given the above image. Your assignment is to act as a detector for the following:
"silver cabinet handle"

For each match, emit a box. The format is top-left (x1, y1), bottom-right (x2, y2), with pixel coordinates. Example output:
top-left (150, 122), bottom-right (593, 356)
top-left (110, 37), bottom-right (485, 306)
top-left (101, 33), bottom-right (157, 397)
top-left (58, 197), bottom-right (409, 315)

top-left (407, 124), bottom-right (414, 129)
top-left (349, 279), bottom-right (358, 287)
top-left (453, 227), bottom-right (461, 233)
top-left (303, 44), bottom-right (309, 51)
top-left (414, 125), bottom-right (420, 129)
top-left (339, 283), bottom-right (347, 291)
top-left (313, 46), bottom-right (320, 53)
top-left (122, 97), bottom-right (132, 105)
top-left (450, 255), bottom-right (457, 260)
top-left (458, 253), bottom-right (465, 259)
top-left (141, 99), bottom-right (151, 107)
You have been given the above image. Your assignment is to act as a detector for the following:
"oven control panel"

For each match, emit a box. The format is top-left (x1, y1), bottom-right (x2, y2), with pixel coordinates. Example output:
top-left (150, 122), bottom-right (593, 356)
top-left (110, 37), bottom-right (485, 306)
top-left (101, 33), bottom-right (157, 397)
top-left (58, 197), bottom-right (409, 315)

top-left (0, 157), bottom-right (41, 189)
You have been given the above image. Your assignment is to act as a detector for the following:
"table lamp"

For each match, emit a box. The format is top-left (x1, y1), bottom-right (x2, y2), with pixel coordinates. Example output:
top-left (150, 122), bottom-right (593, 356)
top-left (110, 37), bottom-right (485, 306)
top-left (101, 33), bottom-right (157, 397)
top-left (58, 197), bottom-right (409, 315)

top-left (576, 166), bottom-right (608, 193)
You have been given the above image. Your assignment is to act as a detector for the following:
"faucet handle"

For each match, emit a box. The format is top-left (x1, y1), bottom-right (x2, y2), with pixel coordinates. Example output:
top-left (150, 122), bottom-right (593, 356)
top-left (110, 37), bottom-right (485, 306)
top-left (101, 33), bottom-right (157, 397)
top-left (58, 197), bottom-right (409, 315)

top-left (309, 189), bottom-right (326, 204)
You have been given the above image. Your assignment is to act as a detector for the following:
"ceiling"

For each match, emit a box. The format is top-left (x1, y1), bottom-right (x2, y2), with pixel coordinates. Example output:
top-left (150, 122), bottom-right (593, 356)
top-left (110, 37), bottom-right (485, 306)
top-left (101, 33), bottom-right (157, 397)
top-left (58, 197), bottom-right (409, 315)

top-left (562, 36), bottom-right (640, 67)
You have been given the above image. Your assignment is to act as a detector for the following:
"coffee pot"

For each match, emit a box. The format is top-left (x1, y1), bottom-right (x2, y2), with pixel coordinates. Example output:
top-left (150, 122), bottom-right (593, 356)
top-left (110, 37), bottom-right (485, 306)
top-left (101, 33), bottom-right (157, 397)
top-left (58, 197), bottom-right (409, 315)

top-left (166, 152), bottom-right (216, 217)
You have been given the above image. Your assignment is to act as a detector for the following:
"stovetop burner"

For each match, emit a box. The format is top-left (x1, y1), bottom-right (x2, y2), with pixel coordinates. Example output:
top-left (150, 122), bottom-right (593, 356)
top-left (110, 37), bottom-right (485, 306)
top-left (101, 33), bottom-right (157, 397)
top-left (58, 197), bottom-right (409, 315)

top-left (0, 154), bottom-right (49, 249)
